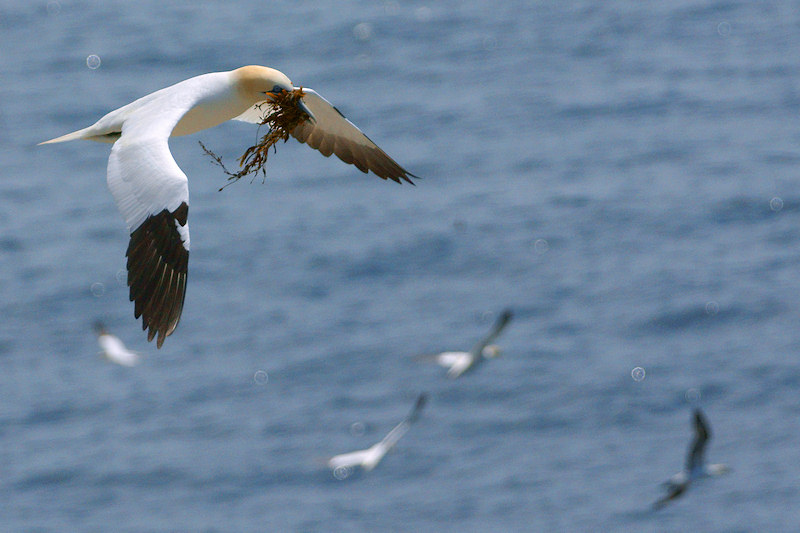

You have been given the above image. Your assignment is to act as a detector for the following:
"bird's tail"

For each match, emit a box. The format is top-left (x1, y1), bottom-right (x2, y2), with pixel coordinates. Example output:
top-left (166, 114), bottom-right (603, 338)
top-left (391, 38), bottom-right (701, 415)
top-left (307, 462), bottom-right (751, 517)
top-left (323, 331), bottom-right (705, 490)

top-left (39, 126), bottom-right (96, 145)
top-left (39, 126), bottom-right (120, 145)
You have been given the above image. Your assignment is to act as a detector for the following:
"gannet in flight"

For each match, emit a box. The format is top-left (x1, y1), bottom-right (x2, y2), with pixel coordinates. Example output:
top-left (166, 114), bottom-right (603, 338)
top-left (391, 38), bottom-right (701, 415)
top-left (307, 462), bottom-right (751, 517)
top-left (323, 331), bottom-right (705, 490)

top-left (328, 393), bottom-right (427, 477)
top-left (41, 66), bottom-right (417, 347)
top-left (654, 408), bottom-right (730, 509)
top-left (94, 322), bottom-right (140, 367)
top-left (421, 309), bottom-right (513, 378)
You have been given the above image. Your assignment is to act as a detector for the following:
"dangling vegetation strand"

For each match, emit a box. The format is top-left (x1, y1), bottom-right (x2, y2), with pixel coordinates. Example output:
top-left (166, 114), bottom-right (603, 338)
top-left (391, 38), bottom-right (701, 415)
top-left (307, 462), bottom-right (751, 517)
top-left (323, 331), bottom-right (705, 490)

top-left (200, 87), bottom-right (309, 191)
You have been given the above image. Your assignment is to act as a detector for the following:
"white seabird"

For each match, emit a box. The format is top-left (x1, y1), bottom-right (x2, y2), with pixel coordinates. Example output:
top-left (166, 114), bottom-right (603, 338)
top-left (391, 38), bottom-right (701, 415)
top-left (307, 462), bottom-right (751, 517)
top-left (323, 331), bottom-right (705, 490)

top-left (328, 393), bottom-right (427, 476)
top-left (654, 408), bottom-right (730, 509)
top-left (41, 66), bottom-right (417, 347)
top-left (422, 309), bottom-right (513, 379)
top-left (94, 322), bottom-right (140, 367)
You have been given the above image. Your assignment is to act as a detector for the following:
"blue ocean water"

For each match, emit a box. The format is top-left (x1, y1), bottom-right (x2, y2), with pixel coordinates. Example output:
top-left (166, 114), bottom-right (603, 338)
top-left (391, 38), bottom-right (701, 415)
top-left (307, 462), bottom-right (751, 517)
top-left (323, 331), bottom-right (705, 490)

top-left (2, 0), bottom-right (800, 530)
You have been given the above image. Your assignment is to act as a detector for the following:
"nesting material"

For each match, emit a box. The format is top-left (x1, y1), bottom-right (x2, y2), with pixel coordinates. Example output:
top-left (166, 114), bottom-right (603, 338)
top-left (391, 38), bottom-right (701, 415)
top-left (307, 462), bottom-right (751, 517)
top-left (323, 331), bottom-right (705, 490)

top-left (201, 87), bottom-right (310, 190)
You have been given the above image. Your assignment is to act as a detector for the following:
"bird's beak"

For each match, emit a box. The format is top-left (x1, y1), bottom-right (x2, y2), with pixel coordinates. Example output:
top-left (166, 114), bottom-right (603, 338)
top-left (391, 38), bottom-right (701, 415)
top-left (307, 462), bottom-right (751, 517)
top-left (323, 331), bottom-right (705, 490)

top-left (297, 98), bottom-right (316, 124)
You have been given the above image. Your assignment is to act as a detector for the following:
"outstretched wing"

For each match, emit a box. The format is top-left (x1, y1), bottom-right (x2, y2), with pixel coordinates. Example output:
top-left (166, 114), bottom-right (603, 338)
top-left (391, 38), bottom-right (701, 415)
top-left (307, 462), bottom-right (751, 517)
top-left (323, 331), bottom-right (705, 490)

top-left (687, 408), bottom-right (711, 472)
top-left (328, 448), bottom-right (371, 470)
top-left (233, 88), bottom-right (417, 183)
top-left (469, 309), bottom-right (513, 357)
top-left (653, 481), bottom-right (688, 510)
top-left (380, 393), bottom-right (428, 451)
top-left (107, 103), bottom-right (192, 348)
top-left (291, 88), bottom-right (417, 183)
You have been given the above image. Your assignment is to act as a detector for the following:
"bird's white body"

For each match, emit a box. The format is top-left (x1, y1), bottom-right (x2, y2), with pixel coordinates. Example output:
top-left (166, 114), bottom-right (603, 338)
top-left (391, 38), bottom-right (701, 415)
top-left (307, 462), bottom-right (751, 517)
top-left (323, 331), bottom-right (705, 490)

top-left (44, 71), bottom-right (252, 146)
top-left (435, 346), bottom-right (500, 379)
top-left (328, 441), bottom-right (391, 473)
top-left (42, 66), bottom-right (416, 347)
top-left (97, 332), bottom-right (140, 367)
top-left (424, 309), bottom-right (513, 379)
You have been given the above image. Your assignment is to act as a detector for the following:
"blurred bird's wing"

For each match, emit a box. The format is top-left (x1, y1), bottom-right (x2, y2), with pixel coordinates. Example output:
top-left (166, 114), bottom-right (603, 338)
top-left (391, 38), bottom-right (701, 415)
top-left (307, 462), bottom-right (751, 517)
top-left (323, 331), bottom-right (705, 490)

top-left (687, 409), bottom-right (711, 472)
top-left (468, 309), bottom-right (513, 357)
top-left (379, 394), bottom-right (427, 451)
top-left (653, 481), bottom-right (688, 509)
top-left (328, 448), bottom-right (371, 470)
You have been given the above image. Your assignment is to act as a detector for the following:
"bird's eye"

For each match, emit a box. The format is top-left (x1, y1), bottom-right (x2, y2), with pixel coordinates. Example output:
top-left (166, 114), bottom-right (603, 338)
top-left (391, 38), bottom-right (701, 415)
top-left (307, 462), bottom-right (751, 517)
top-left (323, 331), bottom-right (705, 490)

top-left (270, 85), bottom-right (285, 94)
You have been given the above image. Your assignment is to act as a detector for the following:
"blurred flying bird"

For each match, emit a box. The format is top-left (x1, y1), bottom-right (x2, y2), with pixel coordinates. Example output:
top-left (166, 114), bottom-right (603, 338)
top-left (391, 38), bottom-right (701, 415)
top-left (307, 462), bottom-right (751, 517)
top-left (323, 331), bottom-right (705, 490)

top-left (42, 66), bottom-right (417, 347)
top-left (328, 394), bottom-right (427, 475)
top-left (94, 322), bottom-right (140, 367)
top-left (419, 309), bottom-right (513, 378)
top-left (653, 408), bottom-right (730, 509)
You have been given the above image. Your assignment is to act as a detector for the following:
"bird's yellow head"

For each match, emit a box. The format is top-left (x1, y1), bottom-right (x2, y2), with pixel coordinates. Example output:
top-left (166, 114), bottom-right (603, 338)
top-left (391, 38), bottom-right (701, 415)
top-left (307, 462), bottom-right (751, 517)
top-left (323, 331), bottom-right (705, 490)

top-left (482, 345), bottom-right (502, 358)
top-left (233, 65), bottom-right (294, 102)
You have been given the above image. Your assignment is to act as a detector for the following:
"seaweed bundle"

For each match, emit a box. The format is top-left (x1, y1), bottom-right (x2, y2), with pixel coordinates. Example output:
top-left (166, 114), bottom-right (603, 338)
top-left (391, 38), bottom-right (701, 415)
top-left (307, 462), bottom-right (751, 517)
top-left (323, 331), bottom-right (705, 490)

top-left (201, 87), bottom-right (310, 190)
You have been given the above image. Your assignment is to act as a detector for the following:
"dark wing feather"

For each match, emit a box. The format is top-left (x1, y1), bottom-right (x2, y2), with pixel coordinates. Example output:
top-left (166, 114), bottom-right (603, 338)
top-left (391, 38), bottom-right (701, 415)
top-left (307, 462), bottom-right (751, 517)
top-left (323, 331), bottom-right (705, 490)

top-left (686, 408), bottom-right (711, 471)
top-left (291, 89), bottom-right (418, 184)
top-left (469, 309), bottom-right (514, 356)
top-left (653, 482), bottom-right (687, 510)
top-left (126, 202), bottom-right (189, 348)
top-left (406, 393), bottom-right (428, 424)
top-left (380, 393), bottom-right (428, 450)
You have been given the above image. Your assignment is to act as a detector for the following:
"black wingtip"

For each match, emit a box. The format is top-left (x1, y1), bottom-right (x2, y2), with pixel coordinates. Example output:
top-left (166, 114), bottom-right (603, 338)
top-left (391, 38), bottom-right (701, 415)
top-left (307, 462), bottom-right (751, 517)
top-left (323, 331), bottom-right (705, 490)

top-left (415, 393), bottom-right (428, 410)
top-left (126, 203), bottom-right (190, 350)
top-left (408, 393), bottom-right (428, 422)
top-left (693, 408), bottom-right (706, 426)
top-left (693, 408), bottom-right (710, 436)
top-left (404, 172), bottom-right (421, 186)
top-left (494, 308), bottom-right (513, 328)
top-left (390, 172), bottom-right (419, 185)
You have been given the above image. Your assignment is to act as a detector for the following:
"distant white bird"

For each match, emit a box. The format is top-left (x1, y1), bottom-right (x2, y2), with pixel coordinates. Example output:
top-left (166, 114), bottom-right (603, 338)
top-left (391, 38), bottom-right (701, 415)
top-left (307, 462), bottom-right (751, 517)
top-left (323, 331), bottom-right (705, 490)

top-left (654, 408), bottom-right (731, 509)
top-left (41, 66), bottom-right (417, 347)
top-left (328, 394), bottom-right (427, 476)
top-left (421, 309), bottom-right (513, 378)
top-left (94, 322), bottom-right (140, 367)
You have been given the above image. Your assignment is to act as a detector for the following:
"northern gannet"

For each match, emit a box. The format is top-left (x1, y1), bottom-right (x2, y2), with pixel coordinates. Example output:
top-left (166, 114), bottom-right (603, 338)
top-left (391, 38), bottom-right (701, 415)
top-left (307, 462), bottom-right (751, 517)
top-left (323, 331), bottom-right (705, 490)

top-left (328, 393), bottom-right (427, 477)
top-left (94, 322), bottom-right (140, 366)
top-left (42, 66), bottom-right (417, 347)
top-left (654, 408), bottom-right (731, 509)
top-left (421, 309), bottom-right (513, 378)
